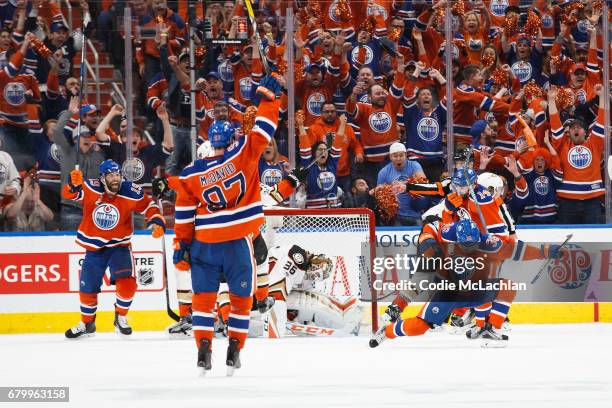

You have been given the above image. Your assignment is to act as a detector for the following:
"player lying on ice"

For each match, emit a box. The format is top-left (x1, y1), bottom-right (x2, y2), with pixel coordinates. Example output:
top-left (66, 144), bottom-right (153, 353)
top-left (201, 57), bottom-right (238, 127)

top-left (64, 160), bottom-right (166, 339)
top-left (369, 217), bottom-right (565, 349)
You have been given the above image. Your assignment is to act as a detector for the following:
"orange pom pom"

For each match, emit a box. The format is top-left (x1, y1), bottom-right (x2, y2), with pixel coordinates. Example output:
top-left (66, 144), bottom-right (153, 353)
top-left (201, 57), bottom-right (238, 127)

top-left (31, 37), bottom-right (53, 59)
top-left (375, 184), bottom-right (400, 224)
top-left (555, 88), bottom-right (574, 110)
top-left (524, 11), bottom-right (541, 37)
top-left (481, 54), bottom-right (495, 68)
top-left (242, 106), bottom-right (258, 134)
top-left (524, 80), bottom-right (543, 102)
top-left (451, 0), bottom-right (465, 18)
top-left (333, 0), bottom-right (352, 22)
top-left (295, 109), bottom-right (305, 126)
top-left (388, 27), bottom-right (402, 42)
top-left (490, 67), bottom-right (509, 86)
top-left (503, 15), bottom-right (519, 36)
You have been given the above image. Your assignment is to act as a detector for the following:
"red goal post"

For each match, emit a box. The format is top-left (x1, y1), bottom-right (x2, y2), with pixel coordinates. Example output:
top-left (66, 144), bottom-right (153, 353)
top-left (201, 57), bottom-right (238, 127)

top-left (263, 208), bottom-right (379, 331)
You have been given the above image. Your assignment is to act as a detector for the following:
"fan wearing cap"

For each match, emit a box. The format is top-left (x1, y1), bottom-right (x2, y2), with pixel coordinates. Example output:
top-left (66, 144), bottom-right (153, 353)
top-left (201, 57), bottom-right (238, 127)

top-left (226, 38), bottom-right (255, 106)
top-left (62, 159), bottom-right (165, 339)
top-left (61, 102), bottom-right (101, 148)
top-left (561, 24), bottom-right (600, 107)
top-left (0, 34), bottom-right (40, 171)
top-left (373, 142), bottom-right (427, 225)
top-left (136, 0), bottom-right (186, 82)
top-left (198, 99), bottom-right (243, 146)
top-left (547, 84), bottom-right (605, 224)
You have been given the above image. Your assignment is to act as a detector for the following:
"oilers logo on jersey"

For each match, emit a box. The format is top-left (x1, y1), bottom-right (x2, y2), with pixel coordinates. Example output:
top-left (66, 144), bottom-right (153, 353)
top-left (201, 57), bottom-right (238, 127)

top-left (467, 38), bottom-right (483, 52)
top-left (122, 158), bottom-right (145, 182)
top-left (366, 3), bottom-right (388, 20)
top-left (574, 89), bottom-right (587, 105)
top-left (417, 117), bottom-right (439, 141)
top-left (576, 19), bottom-right (589, 34)
top-left (217, 60), bottom-right (233, 82)
top-left (567, 146), bottom-right (592, 169)
top-left (542, 14), bottom-right (554, 29)
top-left (261, 168), bottom-right (283, 187)
top-left (489, 0), bottom-right (507, 17)
top-left (307, 92), bottom-right (325, 116)
top-left (317, 171), bottom-right (336, 191)
top-left (93, 204), bottom-right (121, 230)
top-left (351, 45), bottom-right (374, 65)
top-left (511, 61), bottom-right (533, 83)
top-left (534, 176), bottom-right (550, 195)
top-left (328, 0), bottom-right (341, 23)
top-left (239, 77), bottom-right (253, 100)
top-left (369, 112), bottom-right (392, 133)
top-left (4, 82), bottom-right (26, 106)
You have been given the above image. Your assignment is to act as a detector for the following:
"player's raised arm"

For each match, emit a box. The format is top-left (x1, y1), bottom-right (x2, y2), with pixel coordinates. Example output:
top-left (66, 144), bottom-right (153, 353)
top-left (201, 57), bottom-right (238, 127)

top-left (247, 74), bottom-right (283, 156)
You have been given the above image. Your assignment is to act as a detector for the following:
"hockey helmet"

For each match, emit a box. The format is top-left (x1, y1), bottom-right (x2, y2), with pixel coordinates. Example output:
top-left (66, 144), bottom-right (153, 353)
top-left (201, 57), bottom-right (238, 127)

top-left (208, 120), bottom-right (235, 148)
top-left (455, 219), bottom-right (481, 246)
top-left (451, 167), bottom-right (477, 196)
top-left (99, 159), bottom-right (121, 176)
top-left (478, 172), bottom-right (505, 199)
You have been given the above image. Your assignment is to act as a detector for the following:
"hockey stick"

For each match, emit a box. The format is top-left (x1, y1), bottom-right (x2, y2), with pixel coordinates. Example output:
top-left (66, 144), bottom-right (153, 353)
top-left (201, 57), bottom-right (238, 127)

top-left (74, 11), bottom-right (91, 171)
top-left (530, 233), bottom-right (573, 284)
top-left (157, 198), bottom-right (180, 322)
top-left (244, 0), bottom-right (272, 75)
top-left (607, 156), bottom-right (612, 180)
top-left (462, 148), bottom-right (488, 229)
top-left (303, 147), bottom-right (332, 171)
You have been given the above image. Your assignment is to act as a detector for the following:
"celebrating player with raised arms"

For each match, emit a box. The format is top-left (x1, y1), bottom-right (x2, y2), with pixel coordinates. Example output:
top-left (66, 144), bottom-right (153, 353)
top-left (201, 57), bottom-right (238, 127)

top-left (172, 75), bottom-right (283, 376)
top-left (63, 160), bottom-right (166, 339)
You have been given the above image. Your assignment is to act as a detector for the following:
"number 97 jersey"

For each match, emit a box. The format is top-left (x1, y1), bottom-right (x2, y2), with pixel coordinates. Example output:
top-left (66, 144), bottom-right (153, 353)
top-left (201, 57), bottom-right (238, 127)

top-left (174, 100), bottom-right (280, 244)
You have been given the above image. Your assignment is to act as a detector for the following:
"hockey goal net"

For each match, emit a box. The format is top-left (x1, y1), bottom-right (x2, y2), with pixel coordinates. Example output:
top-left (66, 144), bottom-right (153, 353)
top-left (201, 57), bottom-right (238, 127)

top-left (263, 208), bottom-right (378, 331)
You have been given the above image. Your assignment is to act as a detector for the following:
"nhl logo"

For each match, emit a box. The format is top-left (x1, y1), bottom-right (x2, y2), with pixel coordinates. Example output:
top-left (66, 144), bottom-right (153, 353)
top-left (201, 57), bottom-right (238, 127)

top-left (534, 176), bottom-right (549, 195)
top-left (262, 168), bottom-right (283, 187)
top-left (122, 158), bottom-right (145, 182)
top-left (4, 82), bottom-right (26, 106)
top-left (138, 268), bottom-right (154, 286)
top-left (511, 61), bottom-right (532, 83)
top-left (317, 171), bottom-right (336, 191)
top-left (432, 307), bottom-right (439, 314)
top-left (417, 117), bottom-right (439, 141)
top-left (92, 204), bottom-right (120, 230)
top-left (368, 112), bottom-right (392, 133)
top-left (350, 45), bottom-right (374, 66)
top-left (307, 92), bottom-right (325, 116)
top-left (567, 146), bottom-right (592, 169)
top-left (489, 0), bottom-right (508, 17)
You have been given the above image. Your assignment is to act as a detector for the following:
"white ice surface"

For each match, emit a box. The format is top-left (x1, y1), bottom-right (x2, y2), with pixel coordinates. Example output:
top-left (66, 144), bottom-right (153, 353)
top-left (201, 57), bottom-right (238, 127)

top-left (1, 324), bottom-right (611, 408)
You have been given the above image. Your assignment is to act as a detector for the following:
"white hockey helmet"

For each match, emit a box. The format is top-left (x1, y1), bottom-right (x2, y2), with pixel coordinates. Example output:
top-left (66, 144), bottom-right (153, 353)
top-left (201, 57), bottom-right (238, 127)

top-left (478, 172), bottom-right (505, 199)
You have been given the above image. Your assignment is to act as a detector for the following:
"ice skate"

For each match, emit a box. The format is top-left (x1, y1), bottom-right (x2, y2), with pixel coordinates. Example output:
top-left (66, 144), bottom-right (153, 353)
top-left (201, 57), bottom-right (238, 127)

top-left (226, 338), bottom-right (242, 376)
top-left (256, 296), bottom-right (276, 314)
top-left (448, 309), bottom-right (475, 334)
top-left (65, 321), bottom-right (96, 339)
top-left (369, 325), bottom-right (389, 348)
top-left (168, 315), bottom-right (193, 339)
top-left (465, 323), bottom-right (484, 339)
top-left (479, 323), bottom-right (509, 348)
top-left (114, 312), bottom-right (132, 336)
top-left (197, 339), bottom-right (212, 376)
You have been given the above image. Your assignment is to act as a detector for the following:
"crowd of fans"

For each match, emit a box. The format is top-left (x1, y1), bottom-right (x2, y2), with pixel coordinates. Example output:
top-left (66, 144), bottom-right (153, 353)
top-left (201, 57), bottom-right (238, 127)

top-left (0, 0), bottom-right (610, 232)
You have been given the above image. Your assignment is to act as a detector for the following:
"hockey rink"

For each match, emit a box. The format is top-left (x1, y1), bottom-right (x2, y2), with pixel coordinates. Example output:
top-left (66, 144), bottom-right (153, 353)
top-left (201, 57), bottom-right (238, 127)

top-left (1, 324), bottom-right (611, 408)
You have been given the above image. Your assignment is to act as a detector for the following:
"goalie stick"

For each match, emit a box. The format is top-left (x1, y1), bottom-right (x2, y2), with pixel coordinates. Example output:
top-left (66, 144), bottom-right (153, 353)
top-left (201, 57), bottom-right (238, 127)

top-left (531, 233), bottom-right (573, 284)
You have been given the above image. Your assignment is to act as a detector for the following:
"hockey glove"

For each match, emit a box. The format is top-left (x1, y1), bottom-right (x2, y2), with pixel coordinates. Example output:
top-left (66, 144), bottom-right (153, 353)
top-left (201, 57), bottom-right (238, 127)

top-left (69, 169), bottom-right (84, 192)
top-left (147, 217), bottom-right (166, 238)
top-left (173, 239), bottom-right (191, 271)
top-left (444, 192), bottom-right (463, 212)
top-left (286, 167), bottom-right (309, 187)
top-left (252, 74), bottom-right (282, 106)
top-left (383, 304), bottom-right (402, 323)
top-left (546, 244), bottom-right (566, 260)
top-left (152, 177), bottom-right (169, 199)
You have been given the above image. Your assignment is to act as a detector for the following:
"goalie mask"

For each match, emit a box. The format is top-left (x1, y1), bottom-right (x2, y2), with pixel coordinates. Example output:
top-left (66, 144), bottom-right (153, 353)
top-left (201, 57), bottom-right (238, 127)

top-left (288, 245), bottom-right (332, 281)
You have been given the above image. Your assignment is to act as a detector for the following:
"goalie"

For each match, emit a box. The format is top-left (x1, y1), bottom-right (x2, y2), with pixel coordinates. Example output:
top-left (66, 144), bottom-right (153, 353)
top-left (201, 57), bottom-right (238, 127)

top-left (218, 245), bottom-right (361, 337)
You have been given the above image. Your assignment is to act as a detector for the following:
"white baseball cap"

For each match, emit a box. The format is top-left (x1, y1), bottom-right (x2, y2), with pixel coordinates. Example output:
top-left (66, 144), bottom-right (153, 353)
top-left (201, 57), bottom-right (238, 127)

top-left (389, 142), bottom-right (406, 155)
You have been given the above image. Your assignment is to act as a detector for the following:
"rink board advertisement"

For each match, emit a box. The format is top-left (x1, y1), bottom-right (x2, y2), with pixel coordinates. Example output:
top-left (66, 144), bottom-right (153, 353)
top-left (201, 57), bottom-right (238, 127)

top-left (0, 227), bottom-right (611, 333)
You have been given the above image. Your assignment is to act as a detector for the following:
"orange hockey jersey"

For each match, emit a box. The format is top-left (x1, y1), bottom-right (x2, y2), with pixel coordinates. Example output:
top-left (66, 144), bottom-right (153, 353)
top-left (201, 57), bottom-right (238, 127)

top-left (174, 98), bottom-right (280, 244)
top-left (550, 109), bottom-right (605, 200)
top-left (62, 180), bottom-right (164, 251)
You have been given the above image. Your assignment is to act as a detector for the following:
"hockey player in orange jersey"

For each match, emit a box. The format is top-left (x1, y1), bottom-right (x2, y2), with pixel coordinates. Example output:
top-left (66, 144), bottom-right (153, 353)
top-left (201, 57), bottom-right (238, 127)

top-left (63, 160), bottom-right (166, 339)
top-left (369, 218), bottom-right (564, 348)
top-left (172, 75), bottom-right (282, 376)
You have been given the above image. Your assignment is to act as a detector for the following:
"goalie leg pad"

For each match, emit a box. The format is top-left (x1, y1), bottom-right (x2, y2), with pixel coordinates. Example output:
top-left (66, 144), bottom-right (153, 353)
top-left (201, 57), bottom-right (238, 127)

top-left (264, 300), bottom-right (287, 338)
top-left (286, 291), bottom-right (356, 332)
